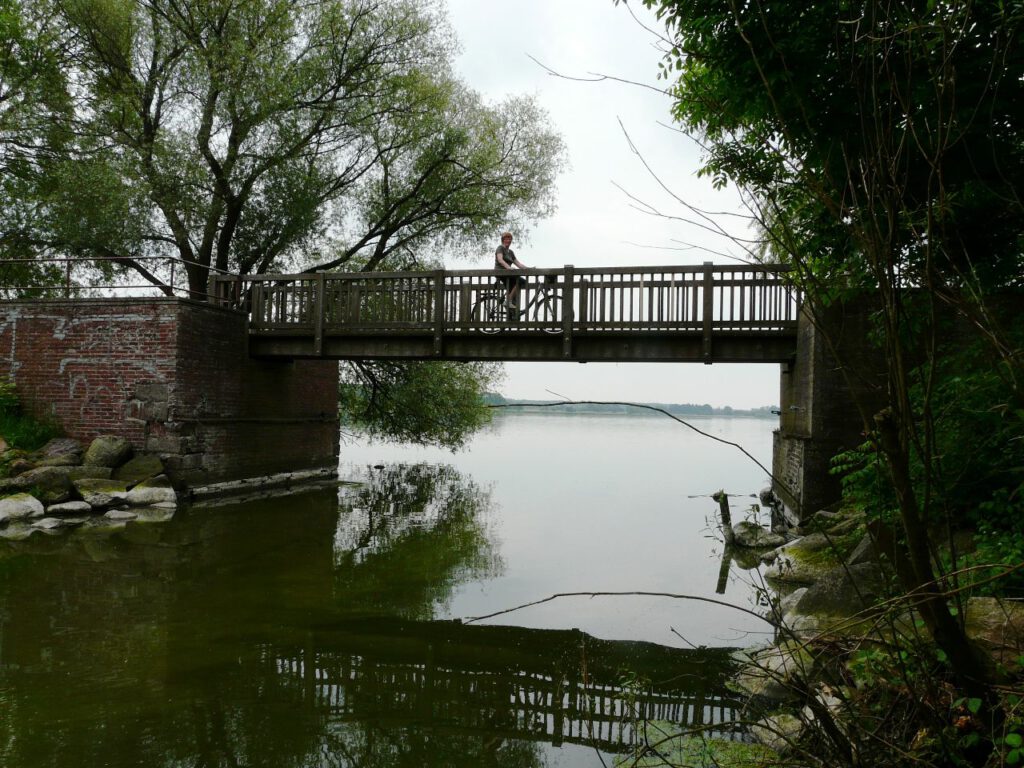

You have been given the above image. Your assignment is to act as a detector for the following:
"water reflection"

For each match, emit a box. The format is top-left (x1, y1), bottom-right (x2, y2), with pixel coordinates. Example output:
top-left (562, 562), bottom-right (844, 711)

top-left (0, 462), bottom-right (743, 767)
top-left (333, 463), bottom-right (502, 619)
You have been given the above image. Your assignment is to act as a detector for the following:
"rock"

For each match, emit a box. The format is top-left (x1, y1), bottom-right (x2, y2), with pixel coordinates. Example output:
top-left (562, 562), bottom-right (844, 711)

top-left (113, 454), bottom-right (165, 485)
top-left (808, 509), bottom-right (840, 526)
top-left (965, 597), bottom-right (1024, 666)
top-left (46, 500), bottom-right (93, 517)
top-left (733, 642), bottom-right (812, 702)
top-left (751, 713), bottom-right (803, 753)
top-left (0, 522), bottom-right (34, 540)
top-left (11, 466), bottom-right (76, 504)
top-left (36, 453), bottom-right (82, 468)
top-left (802, 508), bottom-right (864, 537)
top-left (39, 437), bottom-right (83, 459)
top-left (0, 493), bottom-right (45, 523)
top-left (125, 506), bottom-right (175, 523)
top-left (67, 466), bottom-right (113, 481)
top-left (784, 613), bottom-right (822, 637)
top-left (793, 562), bottom-right (889, 618)
top-left (83, 436), bottom-right (133, 468)
top-left (801, 686), bottom-right (847, 734)
top-left (846, 533), bottom-right (879, 566)
top-left (125, 476), bottom-right (176, 506)
top-left (80, 517), bottom-right (128, 534)
top-left (31, 517), bottom-right (68, 530)
top-left (732, 520), bottom-right (786, 549)
top-left (104, 509), bottom-right (138, 522)
top-left (0, 435), bottom-right (7, 453)
top-left (72, 478), bottom-right (130, 509)
top-left (779, 587), bottom-right (809, 618)
top-left (7, 458), bottom-right (34, 475)
top-left (763, 533), bottom-right (841, 584)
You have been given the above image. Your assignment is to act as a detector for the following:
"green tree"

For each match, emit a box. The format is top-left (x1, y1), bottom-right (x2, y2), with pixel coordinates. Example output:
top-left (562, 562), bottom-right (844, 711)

top-left (339, 359), bottom-right (503, 449)
top-left (637, 0), bottom-right (1024, 695)
top-left (1, 0), bottom-right (563, 292)
top-left (1, 0), bottom-right (565, 447)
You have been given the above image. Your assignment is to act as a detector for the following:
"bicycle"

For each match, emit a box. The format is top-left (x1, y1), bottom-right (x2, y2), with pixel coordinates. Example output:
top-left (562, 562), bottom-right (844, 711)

top-left (471, 274), bottom-right (567, 335)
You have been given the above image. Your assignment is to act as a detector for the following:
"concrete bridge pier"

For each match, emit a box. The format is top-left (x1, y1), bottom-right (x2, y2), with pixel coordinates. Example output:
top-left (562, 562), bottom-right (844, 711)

top-left (0, 299), bottom-right (339, 493)
top-left (773, 304), bottom-right (886, 521)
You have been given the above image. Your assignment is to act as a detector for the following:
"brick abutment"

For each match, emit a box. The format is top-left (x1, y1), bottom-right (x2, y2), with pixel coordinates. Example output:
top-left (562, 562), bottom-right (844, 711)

top-left (0, 299), bottom-right (339, 491)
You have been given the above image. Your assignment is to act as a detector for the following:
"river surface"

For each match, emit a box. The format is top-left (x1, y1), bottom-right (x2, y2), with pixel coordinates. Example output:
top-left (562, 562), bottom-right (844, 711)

top-left (0, 412), bottom-right (776, 767)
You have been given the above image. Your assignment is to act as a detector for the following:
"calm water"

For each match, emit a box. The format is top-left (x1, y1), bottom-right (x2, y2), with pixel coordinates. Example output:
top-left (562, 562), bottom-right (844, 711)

top-left (0, 413), bottom-right (775, 767)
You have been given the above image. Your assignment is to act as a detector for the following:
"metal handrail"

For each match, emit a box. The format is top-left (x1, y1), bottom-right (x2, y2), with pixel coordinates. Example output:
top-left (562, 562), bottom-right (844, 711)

top-left (0, 256), bottom-right (238, 302)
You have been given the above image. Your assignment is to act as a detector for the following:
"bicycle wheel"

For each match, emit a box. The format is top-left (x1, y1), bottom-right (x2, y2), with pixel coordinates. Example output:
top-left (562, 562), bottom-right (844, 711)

top-left (472, 295), bottom-right (505, 334)
top-left (533, 296), bottom-right (568, 334)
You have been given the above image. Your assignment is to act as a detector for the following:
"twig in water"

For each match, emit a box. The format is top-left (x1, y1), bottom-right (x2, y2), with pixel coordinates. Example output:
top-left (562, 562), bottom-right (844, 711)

top-left (489, 400), bottom-right (779, 485)
top-left (462, 590), bottom-right (773, 626)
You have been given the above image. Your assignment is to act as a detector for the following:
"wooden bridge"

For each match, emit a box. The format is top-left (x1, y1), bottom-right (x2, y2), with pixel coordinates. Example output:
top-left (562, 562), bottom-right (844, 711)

top-left (210, 263), bottom-right (800, 364)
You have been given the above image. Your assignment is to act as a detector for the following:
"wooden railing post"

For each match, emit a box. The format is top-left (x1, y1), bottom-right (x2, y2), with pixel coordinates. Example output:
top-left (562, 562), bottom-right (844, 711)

top-left (459, 284), bottom-right (472, 326)
top-left (433, 269), bottom-right (445, 355)
top-left (313, 272), bottom-right (325, 356)
top-left (252, 282), bottom-right (264, 329)
top-left (702, 261), bottom-right (714, 364)
top-left (562, 265), bottom-right (574, 358)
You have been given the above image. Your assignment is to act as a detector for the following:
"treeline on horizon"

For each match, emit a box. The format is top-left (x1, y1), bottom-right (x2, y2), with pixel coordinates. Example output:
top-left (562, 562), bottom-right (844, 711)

top-left (482, 394), bottom-right (778, 418)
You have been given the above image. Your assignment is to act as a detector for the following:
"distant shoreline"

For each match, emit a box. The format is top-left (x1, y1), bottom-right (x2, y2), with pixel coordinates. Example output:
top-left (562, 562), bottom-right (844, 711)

top-left (484, 396), bottom-right (779, 419)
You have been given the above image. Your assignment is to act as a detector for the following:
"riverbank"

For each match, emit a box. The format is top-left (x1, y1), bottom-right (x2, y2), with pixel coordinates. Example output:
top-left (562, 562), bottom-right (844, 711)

top-left (633, 505), bottom-right (1024, 767)
top-left (0, 435), bottom-right (178, 536)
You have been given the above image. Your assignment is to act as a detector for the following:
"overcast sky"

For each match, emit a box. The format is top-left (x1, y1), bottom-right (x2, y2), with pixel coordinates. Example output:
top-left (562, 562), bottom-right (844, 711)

top-left (444, 0), bottom-right (781, 408)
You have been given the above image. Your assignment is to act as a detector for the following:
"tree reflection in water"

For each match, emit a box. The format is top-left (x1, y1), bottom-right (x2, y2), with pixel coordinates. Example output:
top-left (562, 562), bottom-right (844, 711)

top-left (333, 463), bottom-right (503, 620)
top-left (0, 464), bottom-right (739, 768)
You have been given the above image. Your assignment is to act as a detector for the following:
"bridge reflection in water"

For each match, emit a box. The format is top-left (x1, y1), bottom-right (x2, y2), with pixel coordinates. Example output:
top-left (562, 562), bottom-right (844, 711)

top-left (267, 618), bottom-right (744, 754)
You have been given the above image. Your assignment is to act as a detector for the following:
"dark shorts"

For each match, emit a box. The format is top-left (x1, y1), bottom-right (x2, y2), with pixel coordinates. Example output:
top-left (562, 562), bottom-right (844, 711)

top-left (497, 275), bottom-right (526, 289)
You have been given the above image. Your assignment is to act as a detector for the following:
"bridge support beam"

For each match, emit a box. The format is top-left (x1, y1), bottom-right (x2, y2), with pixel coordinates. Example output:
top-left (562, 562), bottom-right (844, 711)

top-left (773, 303), bottom-right (886, 521)
top-left (0, 299), bottom-right (339, 491)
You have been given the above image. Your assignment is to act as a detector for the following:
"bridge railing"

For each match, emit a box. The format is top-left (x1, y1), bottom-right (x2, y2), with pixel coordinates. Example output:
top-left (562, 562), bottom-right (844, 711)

top-left (1, 256), bottom-right (236, 301)
top-left (211, 263), bottom-right (800, 337)
top-left (272, 647), bottom-right (745, 752)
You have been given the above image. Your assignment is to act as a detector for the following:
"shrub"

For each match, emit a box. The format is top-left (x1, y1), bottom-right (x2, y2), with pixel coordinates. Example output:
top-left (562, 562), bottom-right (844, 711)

top-left (0, 376), bottom-right (62, 451)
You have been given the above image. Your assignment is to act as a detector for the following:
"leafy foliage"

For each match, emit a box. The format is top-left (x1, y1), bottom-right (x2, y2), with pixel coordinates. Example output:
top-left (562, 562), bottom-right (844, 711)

top-left (0, 0), bottom-right (565, 291)
top-left (339, 360), bottom-right (503, 449)
top-left (1, 0), bottom-right (565, 448)
top-left (0, 376), bottom-right (61, 452)
top-left (639, 0), bottom-right (1024, 755)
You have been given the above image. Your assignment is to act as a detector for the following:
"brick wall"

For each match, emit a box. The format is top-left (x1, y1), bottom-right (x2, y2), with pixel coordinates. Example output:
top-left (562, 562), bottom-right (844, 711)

top-left (0, 299), bottom-right (339, 489)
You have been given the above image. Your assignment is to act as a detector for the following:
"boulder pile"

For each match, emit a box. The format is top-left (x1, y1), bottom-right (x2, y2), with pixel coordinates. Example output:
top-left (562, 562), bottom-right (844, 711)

top-left (0, 435), bottom-right (177, 539)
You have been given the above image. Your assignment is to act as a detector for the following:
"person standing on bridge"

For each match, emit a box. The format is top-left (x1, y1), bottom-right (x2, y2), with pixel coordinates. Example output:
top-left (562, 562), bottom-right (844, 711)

top-left (495, 232), bottom-right (528, 309)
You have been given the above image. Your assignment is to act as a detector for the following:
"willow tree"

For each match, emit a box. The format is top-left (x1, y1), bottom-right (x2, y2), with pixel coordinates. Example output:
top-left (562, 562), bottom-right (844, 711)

top-left (1, 0), bottom-right (563, 289)
top-left (1, 0), bottom-right (564, 447)
top-left (636, 0), bottom-right (1024, 695)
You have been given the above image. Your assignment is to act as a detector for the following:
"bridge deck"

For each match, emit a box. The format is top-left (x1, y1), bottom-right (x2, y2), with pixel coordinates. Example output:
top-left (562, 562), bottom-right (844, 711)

top-left (211, 263), bottom-right (800, 363)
